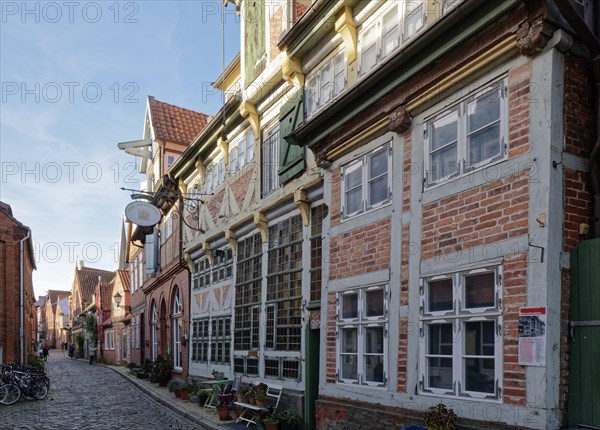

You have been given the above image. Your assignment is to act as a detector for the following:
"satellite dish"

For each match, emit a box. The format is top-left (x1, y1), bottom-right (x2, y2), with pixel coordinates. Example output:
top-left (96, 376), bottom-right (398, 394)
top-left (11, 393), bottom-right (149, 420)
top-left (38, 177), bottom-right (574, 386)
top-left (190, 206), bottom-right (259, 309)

top-left (125, 201), bottom-right (162, 227)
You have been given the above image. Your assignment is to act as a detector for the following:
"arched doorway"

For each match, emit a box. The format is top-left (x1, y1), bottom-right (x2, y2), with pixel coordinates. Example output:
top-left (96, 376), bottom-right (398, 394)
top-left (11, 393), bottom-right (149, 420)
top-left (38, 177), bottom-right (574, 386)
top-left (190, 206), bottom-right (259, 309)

top-left (150, 300), bottom-right (158, 360)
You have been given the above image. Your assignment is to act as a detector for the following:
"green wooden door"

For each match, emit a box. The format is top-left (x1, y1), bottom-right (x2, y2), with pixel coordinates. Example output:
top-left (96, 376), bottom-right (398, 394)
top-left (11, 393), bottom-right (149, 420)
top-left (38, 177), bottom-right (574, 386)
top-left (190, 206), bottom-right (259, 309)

top-left (568, 238), bottom-right (600, 428)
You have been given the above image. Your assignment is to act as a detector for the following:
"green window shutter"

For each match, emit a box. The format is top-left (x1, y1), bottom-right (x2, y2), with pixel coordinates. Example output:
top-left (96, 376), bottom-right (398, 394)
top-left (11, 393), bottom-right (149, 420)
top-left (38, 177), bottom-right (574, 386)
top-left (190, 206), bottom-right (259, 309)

top-left (279, 92), bottom-right (305, 184)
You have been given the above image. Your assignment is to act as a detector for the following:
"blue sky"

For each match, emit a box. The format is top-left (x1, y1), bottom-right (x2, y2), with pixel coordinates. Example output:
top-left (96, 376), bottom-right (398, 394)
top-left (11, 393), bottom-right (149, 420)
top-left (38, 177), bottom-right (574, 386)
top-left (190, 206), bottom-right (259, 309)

top-left (0, 1), bottom-right (240, 297)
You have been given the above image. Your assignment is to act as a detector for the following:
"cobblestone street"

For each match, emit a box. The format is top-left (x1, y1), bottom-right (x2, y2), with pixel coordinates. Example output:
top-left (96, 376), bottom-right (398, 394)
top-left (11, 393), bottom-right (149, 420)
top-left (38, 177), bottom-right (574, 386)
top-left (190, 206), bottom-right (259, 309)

top-left (0, 350), bottom-right (201, 430)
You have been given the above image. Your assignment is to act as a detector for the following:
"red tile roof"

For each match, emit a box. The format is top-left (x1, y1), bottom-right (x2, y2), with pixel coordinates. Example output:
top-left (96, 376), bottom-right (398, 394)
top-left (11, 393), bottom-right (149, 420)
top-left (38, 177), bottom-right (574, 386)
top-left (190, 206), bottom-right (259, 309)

top-left (116, 269), bottom-right (130, 292)
top-left (99, 280), bottom-right (114, 311)
top-left (75, 267), bottom-right (114, 306)
top-left (148, 96), bottom-right (210, 145)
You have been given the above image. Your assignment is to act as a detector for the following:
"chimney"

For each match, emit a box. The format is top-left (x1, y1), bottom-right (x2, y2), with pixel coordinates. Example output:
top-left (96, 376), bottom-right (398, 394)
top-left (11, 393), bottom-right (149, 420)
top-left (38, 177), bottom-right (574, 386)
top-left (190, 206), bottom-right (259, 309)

top-left (77, 260), bottom-right (84, 270)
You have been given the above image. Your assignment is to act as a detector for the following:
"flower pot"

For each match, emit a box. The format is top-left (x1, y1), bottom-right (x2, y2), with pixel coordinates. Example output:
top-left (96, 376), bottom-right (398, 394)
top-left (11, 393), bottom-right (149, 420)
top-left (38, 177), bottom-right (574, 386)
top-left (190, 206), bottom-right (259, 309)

top-left (174, 389), bottom-right (182, 398)
top-left (256, 398), bottom-right (268, 408)
top-left (236, 393), bottom-right (248, 403)
top-left (180, 388), bottom-right (189, 401)
top-left (217, 406), bottom-right (232, 421)
top-left (264, 420), bottom-right (280, 430)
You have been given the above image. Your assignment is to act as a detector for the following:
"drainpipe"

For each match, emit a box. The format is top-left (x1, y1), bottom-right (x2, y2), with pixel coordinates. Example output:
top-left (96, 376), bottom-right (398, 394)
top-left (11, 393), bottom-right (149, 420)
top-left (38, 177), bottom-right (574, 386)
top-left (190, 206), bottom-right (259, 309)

top-left (553, 0), bottom-right (600, 237)
top-left (19, 228), bottom-right (31, 366)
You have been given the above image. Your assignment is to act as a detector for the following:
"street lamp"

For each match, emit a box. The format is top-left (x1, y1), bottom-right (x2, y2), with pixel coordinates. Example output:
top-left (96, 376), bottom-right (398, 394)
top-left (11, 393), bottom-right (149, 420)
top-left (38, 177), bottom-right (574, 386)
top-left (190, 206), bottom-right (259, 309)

top-left (114, 292), bottom-right (122, 308)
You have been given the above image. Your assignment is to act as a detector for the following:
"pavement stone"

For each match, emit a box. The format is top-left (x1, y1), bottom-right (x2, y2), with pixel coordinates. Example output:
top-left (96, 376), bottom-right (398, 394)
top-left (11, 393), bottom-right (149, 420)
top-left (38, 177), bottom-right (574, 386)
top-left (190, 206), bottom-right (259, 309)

top-left (0, 350), bottom-right (245, 430)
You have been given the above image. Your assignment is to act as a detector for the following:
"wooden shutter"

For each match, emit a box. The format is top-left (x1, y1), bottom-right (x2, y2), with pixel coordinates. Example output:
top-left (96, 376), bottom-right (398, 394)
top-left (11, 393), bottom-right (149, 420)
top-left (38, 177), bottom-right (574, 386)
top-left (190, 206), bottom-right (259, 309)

top-left (278, 92), bottom-right (305, 184)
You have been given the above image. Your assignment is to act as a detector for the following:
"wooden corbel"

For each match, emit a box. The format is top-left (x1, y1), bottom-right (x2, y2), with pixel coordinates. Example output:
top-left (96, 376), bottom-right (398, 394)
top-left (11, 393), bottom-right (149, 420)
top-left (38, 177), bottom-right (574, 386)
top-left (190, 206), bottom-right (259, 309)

top-left (195, 158), bottom-right (206, 186)
top-left (218, 136), bottom-right (229, 167)
top-left (294, 190), bottom-right (310, 227)
top-left (225, 229), bottom-right (237, 256)
top-left (282, 55), bottom-right (304, 88)
top-left (335, 6), bottom-right (357, 64)
top-left (389, 106), bottom-right (412, 134)
top-left (240, 101), bottom-right (260, 141)
top-left (203, 241), bottom-right (214, 265)
top-left (253, 211), bottom-right (268, 243)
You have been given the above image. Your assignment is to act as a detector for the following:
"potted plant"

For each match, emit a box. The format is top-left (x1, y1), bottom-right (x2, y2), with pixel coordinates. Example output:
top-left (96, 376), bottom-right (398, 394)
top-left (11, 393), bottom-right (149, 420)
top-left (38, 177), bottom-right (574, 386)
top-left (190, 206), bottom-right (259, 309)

top-left (167, 378), bottom-right (186, 398)
top-left (216, 390), bottom-right (234, 421)
top-left (424, 403), bottom-right (457, 430)
top-left (263, 415), bottom-right (280, 430)
top-left (278, 409), bottom-right (301, 430)
top-left (155, 355), bottom-right (173, 387)
top-left (253, 382), bottom-right (269, 407)
top-left (236, 383), bottom-right (250, 403)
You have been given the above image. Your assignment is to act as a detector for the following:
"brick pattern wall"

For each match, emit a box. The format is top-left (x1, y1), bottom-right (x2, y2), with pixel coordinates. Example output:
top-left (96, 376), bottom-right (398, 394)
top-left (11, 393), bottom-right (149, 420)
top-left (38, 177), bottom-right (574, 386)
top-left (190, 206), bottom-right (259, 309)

top-left (421, 170), bottom-right (530, 261)
top-left (230, 167), bottom-right (257, 211)
top-left (206, 188), bottom-right (225, 221)
top-left (269, 3), bottom-right (283, 61)
top-left (508, 63), bottom-right (531, 158)
top-left (330, 167), bottom-right (342, 227)
top-left (559, 53), bottom-right (594, 416)
top-left (329, 218), bottom-right (391, 280)
top-left (502, 252), bottom-right (529, 405)
top-left (325, 291), bottom-right (336, 383)
top-left (397, 318), bottom-right (408, 393)
top-left (563, 55), bottom-right (593, 158)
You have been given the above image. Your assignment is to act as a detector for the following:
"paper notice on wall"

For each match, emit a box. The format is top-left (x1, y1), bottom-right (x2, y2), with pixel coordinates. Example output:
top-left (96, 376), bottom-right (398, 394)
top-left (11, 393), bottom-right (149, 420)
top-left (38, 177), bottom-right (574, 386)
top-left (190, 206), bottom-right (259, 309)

top-left (518, 307), bottom-right (547, 366)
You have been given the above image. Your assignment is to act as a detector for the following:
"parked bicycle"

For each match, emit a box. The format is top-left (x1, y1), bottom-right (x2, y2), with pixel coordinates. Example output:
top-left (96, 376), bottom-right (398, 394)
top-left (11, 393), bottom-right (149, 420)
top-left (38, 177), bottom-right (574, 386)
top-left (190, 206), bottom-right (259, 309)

top-left (0, 364), bottom-right (49, 405)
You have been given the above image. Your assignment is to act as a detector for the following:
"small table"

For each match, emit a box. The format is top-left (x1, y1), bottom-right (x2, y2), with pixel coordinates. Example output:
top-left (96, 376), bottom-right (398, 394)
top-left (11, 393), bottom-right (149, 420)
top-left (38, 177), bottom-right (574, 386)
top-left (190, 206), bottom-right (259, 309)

top-left (203, 379), bottom-right (233, 409)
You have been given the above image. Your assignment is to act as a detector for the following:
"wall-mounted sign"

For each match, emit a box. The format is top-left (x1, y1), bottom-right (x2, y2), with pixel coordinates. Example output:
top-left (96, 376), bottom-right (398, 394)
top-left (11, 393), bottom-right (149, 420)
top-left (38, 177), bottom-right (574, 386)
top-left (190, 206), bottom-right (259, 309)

top-left (518, 306), bottom-right (547, 366)
top-left (125, 201), bottom-right (161, 227)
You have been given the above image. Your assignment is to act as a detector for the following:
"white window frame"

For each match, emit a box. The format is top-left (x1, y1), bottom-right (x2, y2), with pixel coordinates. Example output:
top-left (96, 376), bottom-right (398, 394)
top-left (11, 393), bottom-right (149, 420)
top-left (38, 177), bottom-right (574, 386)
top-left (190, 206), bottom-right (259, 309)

top-left (151, 302), bottom-right (158, 360)
top-left (424, 78), bottom-right (508, 186)
top-left (172, 288), bottom-right (183, 370)
top-left (205, 155), bottom-right (225, 193)
top-left (262, 125), bottom-right (280, 195)
top-left (305, 50), bottom-right (347, 118)
top-left (358, 4), bottom-right (401, 77)
top-left (336, 284), bottom-right (388, 388)
top-left (230, 130), bottom-right (255, 175)
top-left (403, 1), bottom-right (426, 41)
top-left (341, 141), bottom-right (392, 219)
top-left (110, 330), bottom-right (115, 350)
top-left (419, 266), bottom-right (503, 400)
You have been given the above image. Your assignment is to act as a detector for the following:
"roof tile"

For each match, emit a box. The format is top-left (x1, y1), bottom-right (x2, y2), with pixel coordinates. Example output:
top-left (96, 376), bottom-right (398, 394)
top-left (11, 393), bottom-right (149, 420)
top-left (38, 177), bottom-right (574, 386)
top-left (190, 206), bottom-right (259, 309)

top-left (148, 96), bottom-right (209, 145)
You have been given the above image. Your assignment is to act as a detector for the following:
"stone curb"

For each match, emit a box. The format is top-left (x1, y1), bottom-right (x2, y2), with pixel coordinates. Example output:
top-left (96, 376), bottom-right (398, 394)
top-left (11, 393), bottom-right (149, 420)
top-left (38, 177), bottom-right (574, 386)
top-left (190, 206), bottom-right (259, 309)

top-left (101, 363), bottom-right (227, 430)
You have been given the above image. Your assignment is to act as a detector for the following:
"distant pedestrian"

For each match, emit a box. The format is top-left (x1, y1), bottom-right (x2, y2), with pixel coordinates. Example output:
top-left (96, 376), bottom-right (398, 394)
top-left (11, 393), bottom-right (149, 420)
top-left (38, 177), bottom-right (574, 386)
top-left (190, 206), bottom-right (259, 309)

top-left (42, 343), bottom-right (49, 361)
top-left (69, 343), bottom-right (74, 358)
top-left (89, 343), bottom-right (97, 365)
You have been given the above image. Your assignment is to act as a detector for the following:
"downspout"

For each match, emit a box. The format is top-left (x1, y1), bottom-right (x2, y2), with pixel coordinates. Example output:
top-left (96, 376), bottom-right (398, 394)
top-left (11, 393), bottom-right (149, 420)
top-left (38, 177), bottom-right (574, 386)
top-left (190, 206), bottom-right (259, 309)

top-left (553, 0), bottom-right (600, 237)
top-left (19, 228), bottom-right (31, 366)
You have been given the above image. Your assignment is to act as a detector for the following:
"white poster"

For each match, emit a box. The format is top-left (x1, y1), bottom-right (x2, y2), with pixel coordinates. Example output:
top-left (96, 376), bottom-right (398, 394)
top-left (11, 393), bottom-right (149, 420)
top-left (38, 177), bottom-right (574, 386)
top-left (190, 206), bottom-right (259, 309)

top-left (518, 307), bottom-right (547, 366)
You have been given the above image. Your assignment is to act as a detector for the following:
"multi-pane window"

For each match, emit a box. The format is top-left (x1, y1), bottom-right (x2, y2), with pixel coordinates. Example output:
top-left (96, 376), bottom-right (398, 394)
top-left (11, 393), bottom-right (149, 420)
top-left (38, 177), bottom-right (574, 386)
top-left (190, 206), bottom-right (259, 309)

top-left (172, 287), bottom-right (183, 369)
top-left (234, 233), bottom-right (262, 351)
top-left (192, 317), bottom-right (231, 365)
top-left (151, 302), bottom-right (158, 360)
top-left (192, 248), bottom-right (233, 289)
top-left (359, 3), bottom-right (426, 77)
top-left (310, 205), bottom-right (327, 303)
top-left (213, 248), bottom-right (234, 282)
top-left (305, 51), bottom-right (346, 118)
top-left (266, 215), bottom-right (303, 352)
top-left (341, 142), bottom-right (392, 219)
top-left (337, 285), bottom-right (388, 387)
top-left (229, 131), bottom-right (255, 174)
top-left (420, 267), bottom-right (502, 399)
top-left (262, 126), bottom-right (280, 195)
top-left (206, 157), bottom-right (225, 193)
top-left (193, 257), bottom-right (211, 289)
top-left (403, 1), bottom-right (425, 40)
top-left (425, 79), bottom-right (507, 185)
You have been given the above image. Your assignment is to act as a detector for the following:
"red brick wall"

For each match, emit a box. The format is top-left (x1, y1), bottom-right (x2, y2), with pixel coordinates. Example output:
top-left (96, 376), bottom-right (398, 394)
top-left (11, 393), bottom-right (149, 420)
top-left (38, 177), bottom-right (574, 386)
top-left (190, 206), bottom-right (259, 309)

top-left (559, 53), bottom-right (594, 416)
top-left (397, 318), bottom-right (408, 393)
top-left (325, 291), bottom-right (336, 383)
top-left (329, 218), bottom-right (391, 280)
top-left (502, 252), bottom-right (529, 405)
top-left (207, 188), bottom-right (225, 221)
top-left (421, 170), bottom-right (530, 261)
top-left (269, 3), bottom-right (283, 61)
top-left (230, 167), bottom-right (257, 210)
top-left (508, 63), bottom-right (531, 158)
top-left (0, 213), bottom-right (36, 365)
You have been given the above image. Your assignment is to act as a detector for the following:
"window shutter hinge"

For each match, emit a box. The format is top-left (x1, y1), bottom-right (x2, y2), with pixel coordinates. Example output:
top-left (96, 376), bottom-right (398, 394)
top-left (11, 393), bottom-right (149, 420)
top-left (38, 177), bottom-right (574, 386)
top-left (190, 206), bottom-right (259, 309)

top-left (497, 323), bottom-right (502, 336)
top-left (336, 370), bottom-right (340, 381)
top-left (423, 127), bottom-right (428, 139)
top-left (383, 372), bottom-right (388, 386)
top-left (496, 380), bottom-right (502, 398)
top-left (503, 84), bottom-right (508, 98)
top-left (419, 325), bottom-right (424, 337)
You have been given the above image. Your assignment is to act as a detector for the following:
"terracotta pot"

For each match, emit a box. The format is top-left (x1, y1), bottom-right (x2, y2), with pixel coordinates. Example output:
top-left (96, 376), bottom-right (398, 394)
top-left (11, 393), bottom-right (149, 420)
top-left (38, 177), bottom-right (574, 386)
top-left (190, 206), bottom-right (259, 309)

top-left (217, 406), bottom-right (232, 421)
top-left (180, 388), bottom-right (189, 401)
top-left (256, 398), bottom-right (268, 408)
top-left (174, 389), bottom-right (181, 398)
top-left (265, 421), bottom-right (280, 430)
top-left (236, 393), bottom-right (248, 403)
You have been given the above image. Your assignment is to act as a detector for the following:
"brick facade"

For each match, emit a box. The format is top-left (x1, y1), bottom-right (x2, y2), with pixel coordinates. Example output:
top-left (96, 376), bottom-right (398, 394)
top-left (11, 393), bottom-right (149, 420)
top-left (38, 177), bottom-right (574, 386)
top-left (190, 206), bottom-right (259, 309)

top-left (0, 202), bottom-right (36, 365)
